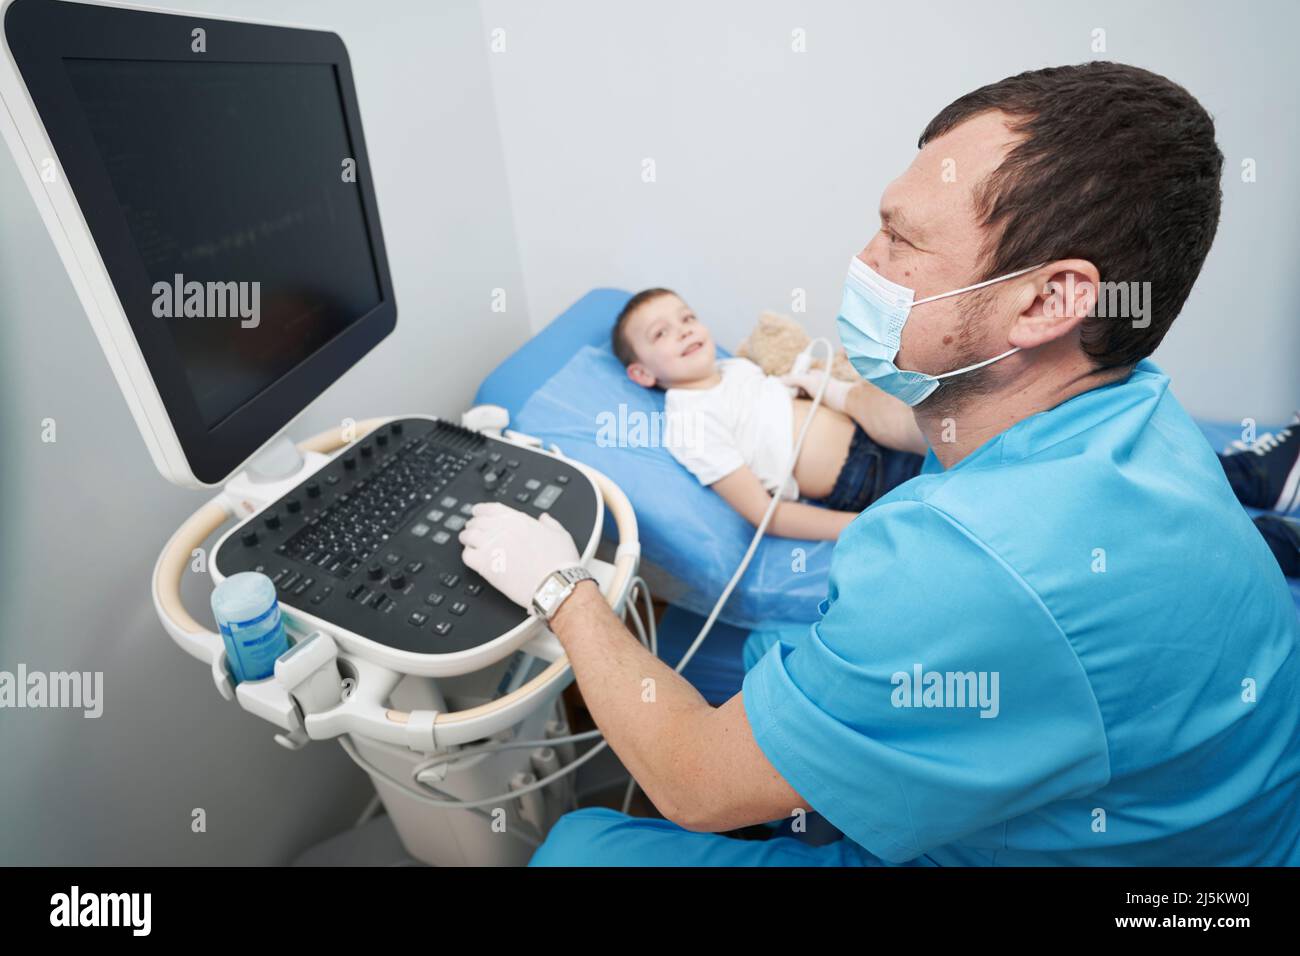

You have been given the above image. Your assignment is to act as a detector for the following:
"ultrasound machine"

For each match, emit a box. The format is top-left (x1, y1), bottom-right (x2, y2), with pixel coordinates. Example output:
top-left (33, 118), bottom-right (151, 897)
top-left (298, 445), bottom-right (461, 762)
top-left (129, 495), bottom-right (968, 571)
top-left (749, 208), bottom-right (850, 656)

top-left (0, 0), bottom-right (642, 865)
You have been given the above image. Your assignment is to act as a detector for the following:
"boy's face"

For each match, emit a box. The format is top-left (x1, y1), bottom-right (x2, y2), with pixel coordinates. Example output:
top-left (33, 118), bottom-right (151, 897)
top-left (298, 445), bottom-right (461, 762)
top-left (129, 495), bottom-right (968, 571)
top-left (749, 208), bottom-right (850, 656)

top-left (622, 293), bottom-right (717, 388)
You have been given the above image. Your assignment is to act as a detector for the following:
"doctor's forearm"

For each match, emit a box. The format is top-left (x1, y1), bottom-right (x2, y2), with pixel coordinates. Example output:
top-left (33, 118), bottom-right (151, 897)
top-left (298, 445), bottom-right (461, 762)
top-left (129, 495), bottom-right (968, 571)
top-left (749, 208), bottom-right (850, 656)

top-left (845, 382), bottom-right (928, 455)
top-left (548, 580), bottom-right (716, 823)
top-left (767, 500), bottom-right (857, 539)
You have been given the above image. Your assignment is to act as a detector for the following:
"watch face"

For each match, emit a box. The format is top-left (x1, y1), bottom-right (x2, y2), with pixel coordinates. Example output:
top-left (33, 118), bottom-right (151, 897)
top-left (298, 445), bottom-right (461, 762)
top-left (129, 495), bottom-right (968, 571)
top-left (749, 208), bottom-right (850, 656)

top-left (537, 575), bottom-right (566, 613)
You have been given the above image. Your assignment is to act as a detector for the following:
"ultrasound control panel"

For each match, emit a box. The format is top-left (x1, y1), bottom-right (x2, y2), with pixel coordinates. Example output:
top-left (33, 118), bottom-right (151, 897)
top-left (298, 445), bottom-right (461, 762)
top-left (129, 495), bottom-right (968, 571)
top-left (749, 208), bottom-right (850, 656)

top-left (213, 418), bottom-right (600, 655)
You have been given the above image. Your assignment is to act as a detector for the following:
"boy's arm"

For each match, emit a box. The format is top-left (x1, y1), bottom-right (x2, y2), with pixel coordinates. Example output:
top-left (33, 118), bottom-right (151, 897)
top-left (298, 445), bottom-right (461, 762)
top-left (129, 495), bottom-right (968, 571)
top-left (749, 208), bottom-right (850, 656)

top-left (711, 466), bottom-right (856, 540)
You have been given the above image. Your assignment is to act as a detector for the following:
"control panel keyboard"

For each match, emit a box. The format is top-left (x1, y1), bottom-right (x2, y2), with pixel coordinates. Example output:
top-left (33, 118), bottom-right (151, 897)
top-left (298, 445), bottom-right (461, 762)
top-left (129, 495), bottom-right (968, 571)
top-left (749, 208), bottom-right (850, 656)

top-left (213, 418), bottom-right (599, 655)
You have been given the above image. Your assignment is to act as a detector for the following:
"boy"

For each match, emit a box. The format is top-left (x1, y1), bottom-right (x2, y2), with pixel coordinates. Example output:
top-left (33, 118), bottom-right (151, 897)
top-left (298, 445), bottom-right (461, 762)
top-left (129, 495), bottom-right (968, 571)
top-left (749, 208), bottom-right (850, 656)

top-left (612, 287), bottom-right (926, 540)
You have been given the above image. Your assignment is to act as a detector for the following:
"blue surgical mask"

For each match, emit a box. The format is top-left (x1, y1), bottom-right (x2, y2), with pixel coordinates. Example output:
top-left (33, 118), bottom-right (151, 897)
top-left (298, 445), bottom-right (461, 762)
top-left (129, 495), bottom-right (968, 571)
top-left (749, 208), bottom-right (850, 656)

top-left (836, 257), bottom-right (1044, 406)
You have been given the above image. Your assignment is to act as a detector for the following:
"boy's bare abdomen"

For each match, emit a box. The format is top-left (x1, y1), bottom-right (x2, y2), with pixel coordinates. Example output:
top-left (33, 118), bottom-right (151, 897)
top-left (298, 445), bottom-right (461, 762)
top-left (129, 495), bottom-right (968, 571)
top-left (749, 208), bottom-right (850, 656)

top-left (790, 397), bottom-right (856, 500)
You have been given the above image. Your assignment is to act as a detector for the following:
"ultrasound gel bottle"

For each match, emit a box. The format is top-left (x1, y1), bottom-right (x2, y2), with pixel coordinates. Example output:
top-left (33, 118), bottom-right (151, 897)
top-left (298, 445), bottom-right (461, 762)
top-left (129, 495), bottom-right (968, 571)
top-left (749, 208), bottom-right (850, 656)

top-left (211, 572), bottom-right (291, 683)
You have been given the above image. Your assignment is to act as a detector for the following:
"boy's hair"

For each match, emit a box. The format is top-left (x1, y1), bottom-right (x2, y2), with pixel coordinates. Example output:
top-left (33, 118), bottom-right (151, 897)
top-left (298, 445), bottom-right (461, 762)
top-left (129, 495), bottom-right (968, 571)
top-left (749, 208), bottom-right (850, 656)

top-left (611, 288), bottom-right (677, 367)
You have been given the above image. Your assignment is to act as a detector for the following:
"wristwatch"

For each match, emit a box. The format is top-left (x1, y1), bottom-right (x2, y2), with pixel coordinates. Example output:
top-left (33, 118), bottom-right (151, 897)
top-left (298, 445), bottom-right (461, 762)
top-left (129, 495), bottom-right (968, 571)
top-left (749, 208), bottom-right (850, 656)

top-left (531, 566), bottom-right (596, 621)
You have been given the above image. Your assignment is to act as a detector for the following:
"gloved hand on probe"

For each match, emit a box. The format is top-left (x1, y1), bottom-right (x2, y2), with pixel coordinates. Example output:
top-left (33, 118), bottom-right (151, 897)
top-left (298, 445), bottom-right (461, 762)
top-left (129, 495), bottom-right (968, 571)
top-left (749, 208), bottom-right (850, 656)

top-left (458, 501), bottom-right (581, 610)
top-left (778, 370), bottom-right (854, 413)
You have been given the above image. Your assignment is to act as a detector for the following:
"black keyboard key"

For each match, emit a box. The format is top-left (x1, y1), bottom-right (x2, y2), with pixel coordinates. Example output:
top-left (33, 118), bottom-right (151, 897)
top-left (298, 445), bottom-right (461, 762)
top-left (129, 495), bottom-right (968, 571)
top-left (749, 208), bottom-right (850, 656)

top-left (440, 572), bottom-right (460, 588)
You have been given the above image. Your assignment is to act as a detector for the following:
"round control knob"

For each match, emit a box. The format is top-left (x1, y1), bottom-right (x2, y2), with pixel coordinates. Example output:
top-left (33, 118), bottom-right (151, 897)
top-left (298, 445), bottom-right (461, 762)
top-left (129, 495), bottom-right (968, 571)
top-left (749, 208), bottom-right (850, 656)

top-left (305, 481), bottom-right (321, 498)
top-left (285, 498), bottom-right (301, 514)
top-left (375, 432), bottom-right (389, 447)
top-left (241, 529), bottom-right (258, 547)
top-left (367, 562), bottom-right (384, 581)
top-left (342, 454), bottom-right (356, 470)
top-left (389, 572), bottom-right (406, 590)
top-left (360, 442), bottom-right (373, 458)
top-left (263, 513), bottom-right (281, 530)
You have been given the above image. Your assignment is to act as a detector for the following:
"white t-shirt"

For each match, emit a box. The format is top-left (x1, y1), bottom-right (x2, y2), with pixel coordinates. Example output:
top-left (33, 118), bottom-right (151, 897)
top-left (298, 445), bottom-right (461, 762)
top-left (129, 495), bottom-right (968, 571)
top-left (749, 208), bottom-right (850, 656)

top-left (663, 357), bottom-right (798, 500)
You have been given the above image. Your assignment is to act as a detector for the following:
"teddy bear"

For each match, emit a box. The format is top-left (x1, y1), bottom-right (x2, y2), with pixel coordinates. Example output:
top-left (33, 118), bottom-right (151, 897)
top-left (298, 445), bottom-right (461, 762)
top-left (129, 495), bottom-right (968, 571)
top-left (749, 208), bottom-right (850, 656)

top-left (735, 311), bottom-right (859, 381)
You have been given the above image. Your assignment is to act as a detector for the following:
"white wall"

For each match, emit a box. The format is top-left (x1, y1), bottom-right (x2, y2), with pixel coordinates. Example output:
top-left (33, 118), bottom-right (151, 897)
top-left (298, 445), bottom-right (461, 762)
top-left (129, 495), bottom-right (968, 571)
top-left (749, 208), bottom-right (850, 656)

top-left (481, 0), bottom-right (1299, 422)
top-left (0, 0), bottom-right (530, 864)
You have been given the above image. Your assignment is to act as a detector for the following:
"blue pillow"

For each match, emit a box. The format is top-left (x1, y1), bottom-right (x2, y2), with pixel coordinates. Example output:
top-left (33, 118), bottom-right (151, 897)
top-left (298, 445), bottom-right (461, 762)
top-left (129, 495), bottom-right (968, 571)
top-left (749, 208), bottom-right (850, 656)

top-left (513, 344), bottom-right (832, 628)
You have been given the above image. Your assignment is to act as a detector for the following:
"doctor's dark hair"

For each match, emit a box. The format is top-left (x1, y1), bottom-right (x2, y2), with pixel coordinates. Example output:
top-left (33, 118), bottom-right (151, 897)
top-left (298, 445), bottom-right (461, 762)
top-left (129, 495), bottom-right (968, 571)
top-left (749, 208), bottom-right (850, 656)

top-left (612, 287), bottom-right (677, 367)
top-left (919, 61), bottom-right (1223, 371)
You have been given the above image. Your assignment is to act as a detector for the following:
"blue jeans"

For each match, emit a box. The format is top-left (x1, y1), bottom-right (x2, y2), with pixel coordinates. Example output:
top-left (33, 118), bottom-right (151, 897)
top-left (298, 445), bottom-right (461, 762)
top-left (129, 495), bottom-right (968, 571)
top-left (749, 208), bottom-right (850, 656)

top-left (817, 422), bottom-right (924, 512)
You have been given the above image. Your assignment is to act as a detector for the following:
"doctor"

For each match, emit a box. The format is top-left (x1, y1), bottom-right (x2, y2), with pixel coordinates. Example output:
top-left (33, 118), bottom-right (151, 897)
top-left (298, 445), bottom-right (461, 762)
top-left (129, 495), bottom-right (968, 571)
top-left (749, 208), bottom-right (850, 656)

top-left (460, 61), bottom-right (1300, 866)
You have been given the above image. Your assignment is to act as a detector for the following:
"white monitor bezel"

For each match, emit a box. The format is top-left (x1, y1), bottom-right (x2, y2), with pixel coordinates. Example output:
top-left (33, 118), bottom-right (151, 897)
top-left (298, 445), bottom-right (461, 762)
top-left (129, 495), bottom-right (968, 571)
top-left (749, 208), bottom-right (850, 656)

top-left (0, 0), bottom-right (395, 488)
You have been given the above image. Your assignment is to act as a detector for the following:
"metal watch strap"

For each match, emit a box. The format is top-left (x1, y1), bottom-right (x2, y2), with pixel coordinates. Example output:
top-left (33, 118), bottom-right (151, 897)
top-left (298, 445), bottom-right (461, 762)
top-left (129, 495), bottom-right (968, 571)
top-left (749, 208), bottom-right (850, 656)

top-left (557, 565), bottom-right (594, 587)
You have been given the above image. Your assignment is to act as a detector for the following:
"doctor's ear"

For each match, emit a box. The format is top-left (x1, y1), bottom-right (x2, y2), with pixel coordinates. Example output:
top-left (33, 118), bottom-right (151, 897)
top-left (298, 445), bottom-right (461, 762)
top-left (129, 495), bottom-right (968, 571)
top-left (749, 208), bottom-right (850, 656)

top-left (1010, 260), bottom-right (1101, 348)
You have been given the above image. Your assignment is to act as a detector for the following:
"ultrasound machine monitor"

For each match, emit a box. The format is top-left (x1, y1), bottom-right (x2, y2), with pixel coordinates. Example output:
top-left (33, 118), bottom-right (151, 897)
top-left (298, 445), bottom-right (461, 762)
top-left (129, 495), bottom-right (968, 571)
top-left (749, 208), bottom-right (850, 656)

top-left (0, 0), bottom-right (604, 664)
top-left (3, 0), bottom-right (395, 487)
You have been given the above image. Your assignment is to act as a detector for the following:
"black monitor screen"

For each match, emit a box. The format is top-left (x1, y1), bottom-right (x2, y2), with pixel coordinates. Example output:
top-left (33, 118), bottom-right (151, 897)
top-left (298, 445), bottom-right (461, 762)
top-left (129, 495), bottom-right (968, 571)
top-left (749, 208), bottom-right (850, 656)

top-left (62, 58), bottom-right (383, 428)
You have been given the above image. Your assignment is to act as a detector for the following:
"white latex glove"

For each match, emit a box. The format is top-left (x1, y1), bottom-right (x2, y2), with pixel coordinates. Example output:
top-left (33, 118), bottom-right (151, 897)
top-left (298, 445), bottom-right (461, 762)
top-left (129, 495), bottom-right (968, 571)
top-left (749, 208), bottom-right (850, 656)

top-left (779, 370), bottom-right (853, 413)
top-left (458, 501), bottom-right (581, 610)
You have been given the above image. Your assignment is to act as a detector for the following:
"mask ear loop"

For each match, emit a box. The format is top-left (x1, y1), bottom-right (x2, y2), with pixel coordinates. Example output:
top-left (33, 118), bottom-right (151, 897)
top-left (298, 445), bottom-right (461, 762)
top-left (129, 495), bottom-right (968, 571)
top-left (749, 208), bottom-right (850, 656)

top-left (932, 346), bottom-right (1022, 380)
top-left (915, 265), bottom-right (1045, 382)
top-left (911, 262), bottom-right (1047, 306)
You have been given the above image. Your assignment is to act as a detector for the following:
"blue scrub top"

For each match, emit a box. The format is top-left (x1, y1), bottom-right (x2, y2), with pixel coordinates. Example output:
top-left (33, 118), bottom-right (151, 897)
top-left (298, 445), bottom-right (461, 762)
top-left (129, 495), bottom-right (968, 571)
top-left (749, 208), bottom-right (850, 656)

top-left (743, 360), bottom-right (1300, 865)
